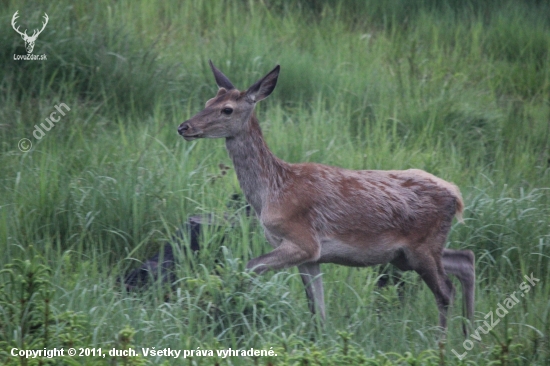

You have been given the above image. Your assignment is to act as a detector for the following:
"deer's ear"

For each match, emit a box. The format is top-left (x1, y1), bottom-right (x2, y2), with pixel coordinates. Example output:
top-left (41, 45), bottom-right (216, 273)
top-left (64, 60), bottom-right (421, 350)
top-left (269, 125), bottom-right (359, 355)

top-left (209, 60), bottom-right (235, 90)
top-left (245, 65), bottom-right (280, 103)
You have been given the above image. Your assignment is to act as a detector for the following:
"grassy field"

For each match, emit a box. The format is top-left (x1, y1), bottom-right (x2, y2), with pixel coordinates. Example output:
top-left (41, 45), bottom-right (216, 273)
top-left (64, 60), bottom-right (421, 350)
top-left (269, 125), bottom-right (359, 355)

top-left (1, 0), bottom-right (549, 364)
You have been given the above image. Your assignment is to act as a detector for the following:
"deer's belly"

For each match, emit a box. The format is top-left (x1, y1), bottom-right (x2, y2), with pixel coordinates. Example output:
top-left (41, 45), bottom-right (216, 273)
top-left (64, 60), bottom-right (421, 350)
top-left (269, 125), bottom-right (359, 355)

top-left (318, 237), bottom-right (403, 267)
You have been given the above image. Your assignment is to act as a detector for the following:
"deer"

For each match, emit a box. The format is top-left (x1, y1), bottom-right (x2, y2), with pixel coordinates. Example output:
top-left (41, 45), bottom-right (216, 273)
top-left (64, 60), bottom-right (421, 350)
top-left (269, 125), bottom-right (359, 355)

top-left (178, 61), bottom-right (475, 335)
top-left (11, 11), bottom-right (49, 54)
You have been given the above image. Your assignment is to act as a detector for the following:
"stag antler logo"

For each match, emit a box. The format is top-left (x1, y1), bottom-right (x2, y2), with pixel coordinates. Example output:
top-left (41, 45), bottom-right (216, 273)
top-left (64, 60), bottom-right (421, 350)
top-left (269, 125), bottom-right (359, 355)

top-left (11, 11), bottom-right (49, 54)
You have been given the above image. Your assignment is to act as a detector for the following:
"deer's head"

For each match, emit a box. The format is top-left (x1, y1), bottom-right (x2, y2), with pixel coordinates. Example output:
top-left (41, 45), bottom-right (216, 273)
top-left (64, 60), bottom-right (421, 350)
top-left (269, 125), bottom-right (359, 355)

top-left (178, 61), bottom-right (279, 141)
top-left (12, 11), bottom-right (49, 54)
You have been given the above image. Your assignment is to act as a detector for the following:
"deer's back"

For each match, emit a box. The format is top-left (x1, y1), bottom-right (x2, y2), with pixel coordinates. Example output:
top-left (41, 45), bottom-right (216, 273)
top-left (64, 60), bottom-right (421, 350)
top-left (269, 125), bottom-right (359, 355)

top-left (264, 163), bottom-right (462, 244)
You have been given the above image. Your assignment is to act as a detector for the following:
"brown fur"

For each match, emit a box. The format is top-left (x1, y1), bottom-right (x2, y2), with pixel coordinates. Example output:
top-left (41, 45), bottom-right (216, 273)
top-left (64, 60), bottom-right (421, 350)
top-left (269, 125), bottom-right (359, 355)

top-left (178, 61), bottom-right (475, 336)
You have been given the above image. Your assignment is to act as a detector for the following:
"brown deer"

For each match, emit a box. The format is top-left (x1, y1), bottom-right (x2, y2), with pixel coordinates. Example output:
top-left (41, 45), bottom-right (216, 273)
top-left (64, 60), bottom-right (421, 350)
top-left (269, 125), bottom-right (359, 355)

top-left (178, 61), bottom-right (475, 334)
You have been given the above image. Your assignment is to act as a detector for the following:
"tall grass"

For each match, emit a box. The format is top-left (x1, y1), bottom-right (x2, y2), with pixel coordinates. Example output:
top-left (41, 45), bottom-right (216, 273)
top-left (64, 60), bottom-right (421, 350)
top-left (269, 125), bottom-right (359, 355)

top-left (1, 0), bottom-right (549, 364)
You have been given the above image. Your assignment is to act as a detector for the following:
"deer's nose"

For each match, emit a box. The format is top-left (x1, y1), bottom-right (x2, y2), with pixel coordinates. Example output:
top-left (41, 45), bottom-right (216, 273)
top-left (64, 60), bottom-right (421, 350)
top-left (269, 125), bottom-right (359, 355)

top-left (178, 122), bottom-right (189, 135)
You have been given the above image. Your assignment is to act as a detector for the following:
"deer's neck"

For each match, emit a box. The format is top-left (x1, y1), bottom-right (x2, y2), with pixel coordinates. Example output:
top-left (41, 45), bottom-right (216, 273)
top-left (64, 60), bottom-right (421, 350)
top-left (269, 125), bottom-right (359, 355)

top-left (225, 113), bottom-right (288, 215)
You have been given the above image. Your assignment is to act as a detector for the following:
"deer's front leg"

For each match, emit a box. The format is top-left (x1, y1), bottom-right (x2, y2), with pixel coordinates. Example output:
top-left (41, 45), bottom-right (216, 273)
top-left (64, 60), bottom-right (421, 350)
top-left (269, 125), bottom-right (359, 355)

top-left (298, 262), bottom-right (326, 320)
top-left (263, 229), bottom-right (283, 248)
top-left (246, 233), bottom-right (320, 274)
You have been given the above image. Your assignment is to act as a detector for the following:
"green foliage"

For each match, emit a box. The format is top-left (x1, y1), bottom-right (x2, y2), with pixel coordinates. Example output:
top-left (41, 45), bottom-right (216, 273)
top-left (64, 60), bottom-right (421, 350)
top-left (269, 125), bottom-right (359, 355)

top-left (0, 246), bottom-right (54, 361)
top-left (0, 248), bottom-right (149, 365)
top-left (1, 0), bottom-right (549, 364)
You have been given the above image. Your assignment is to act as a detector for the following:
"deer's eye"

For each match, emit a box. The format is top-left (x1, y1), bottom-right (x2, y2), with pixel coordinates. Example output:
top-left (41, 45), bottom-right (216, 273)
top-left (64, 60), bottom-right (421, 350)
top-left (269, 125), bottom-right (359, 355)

top-left (222, 107), bottom-right (233, 115)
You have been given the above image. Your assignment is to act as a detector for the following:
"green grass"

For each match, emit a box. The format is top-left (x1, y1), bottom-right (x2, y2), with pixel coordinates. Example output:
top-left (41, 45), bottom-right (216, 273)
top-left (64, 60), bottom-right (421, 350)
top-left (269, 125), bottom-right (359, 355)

top-left (1, 0), bottom-right (549, 364)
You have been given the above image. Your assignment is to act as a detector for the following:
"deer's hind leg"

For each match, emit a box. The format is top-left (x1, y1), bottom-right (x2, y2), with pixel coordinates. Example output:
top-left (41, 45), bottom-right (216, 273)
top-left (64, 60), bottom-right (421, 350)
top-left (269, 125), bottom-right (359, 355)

top-left (417, 255), bottom-right (454, 331)
top-left (391, 245), bottom-right (454, 331)
top-left (443, 248), bottom-right (475, 336)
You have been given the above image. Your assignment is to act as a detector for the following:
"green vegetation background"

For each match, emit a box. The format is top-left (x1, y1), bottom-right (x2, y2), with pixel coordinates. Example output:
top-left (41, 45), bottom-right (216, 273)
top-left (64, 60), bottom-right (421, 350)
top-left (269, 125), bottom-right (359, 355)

top-left (1, 0), bottom-right (549, 364)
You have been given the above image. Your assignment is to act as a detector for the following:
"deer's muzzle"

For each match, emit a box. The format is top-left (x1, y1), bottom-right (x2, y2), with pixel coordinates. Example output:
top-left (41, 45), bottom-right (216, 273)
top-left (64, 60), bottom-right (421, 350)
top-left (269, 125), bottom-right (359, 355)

top-left (178, 121), bottom-right (202, 141)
